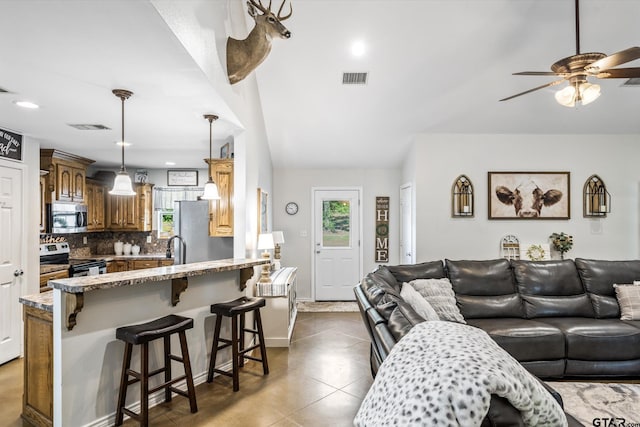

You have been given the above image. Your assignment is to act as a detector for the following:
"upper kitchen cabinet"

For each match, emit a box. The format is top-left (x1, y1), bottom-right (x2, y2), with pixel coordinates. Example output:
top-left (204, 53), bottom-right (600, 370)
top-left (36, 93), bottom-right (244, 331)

top-left (40, 149), bottom-right (94, 204)
top-left (107, 183), bottom-right (153, 231)
top-left (86, 179), bottom-right (106, 231)
top-left (205, 159), bottom-right (234, 237)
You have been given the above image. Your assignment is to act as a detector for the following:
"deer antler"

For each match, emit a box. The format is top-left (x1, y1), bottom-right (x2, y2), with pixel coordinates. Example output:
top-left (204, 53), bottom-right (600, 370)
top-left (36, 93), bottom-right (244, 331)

top-left (277, 0), bottom-right (292, 20)
top-left (249, 0), bottom-right (271, 14)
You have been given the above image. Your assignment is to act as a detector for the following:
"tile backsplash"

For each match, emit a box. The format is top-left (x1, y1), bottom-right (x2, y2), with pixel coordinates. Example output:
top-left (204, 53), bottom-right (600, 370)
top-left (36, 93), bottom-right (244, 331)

top-left (41, 231), bottom-right (168, 257)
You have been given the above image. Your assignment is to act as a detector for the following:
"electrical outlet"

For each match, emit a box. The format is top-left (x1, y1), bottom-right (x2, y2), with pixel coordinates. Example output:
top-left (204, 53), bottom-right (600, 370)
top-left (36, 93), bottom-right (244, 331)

top-left (83, 236), bottom-right (88, 245)
top-left (146, 235), bottom-right (152, 243)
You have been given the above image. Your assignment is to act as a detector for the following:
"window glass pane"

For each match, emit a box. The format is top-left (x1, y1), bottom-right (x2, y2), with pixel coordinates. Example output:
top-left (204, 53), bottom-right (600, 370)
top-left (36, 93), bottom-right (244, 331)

top-left (157, 210), bottom-right (174, 239)
top-left (322, 200), bottom-right (351, 247)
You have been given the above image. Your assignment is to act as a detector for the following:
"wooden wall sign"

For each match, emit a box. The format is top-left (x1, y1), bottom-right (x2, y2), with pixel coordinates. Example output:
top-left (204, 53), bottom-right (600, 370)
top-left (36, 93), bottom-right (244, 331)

top-left (375, 196), bottom-right (389, 263)
top-left (0, 127), bottom-right (23, 161)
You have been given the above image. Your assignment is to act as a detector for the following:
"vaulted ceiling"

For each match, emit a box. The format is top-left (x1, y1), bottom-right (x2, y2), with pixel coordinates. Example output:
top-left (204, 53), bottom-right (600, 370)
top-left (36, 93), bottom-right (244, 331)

top-left (1, 0), bottom-right (639, 170)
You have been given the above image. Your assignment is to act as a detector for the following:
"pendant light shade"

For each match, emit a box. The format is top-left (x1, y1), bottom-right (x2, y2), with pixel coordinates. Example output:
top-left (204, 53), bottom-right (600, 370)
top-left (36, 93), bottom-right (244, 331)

top-left (201, 114), bottom-right (221, 201)
top-left (109, 89), bottom-right (136, 196)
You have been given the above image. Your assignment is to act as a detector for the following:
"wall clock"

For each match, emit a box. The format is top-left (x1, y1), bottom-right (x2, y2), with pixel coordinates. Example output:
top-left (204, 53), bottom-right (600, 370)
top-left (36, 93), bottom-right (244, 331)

top-left (285, 202), bottom-right (298, 215)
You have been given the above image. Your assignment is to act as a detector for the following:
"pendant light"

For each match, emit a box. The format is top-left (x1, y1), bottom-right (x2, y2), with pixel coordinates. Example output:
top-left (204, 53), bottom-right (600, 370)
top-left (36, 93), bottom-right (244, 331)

top-left (201, 114), bottom-right (221, 200)
top-left (109, 89), bottom-right (136, 196)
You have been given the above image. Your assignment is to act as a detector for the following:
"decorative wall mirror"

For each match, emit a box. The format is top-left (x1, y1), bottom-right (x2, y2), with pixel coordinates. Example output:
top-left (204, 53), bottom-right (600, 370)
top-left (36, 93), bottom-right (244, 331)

top-left (583, 175), bottom-right (610, 217)
top-left (452, 175), bottom-right (474, 217)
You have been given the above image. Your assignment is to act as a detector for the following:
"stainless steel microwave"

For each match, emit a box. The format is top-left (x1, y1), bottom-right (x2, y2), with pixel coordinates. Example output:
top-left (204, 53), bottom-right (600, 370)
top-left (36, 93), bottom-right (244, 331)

top-left (47, 202), bottom-right (88, 233)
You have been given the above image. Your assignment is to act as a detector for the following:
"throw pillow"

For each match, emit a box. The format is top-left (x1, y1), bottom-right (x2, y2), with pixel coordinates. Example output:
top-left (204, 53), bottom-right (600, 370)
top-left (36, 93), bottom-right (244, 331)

top-left (410, 278), bottom-right (466, 324)
top-left (614, 283), bottom-right (640, 320)
top-left (400, 282), bottom-right (440, 321)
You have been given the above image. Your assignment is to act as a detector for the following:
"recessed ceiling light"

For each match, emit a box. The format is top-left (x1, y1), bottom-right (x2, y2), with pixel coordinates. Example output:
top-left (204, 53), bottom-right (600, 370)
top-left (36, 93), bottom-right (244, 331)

top-left (14, 100), bottom-right (39, 109)
top-left (351, 40), bottom-right (366, 57)
top-left (165, 161), bottom-right (176, 166)
top-left (115, 141), bottom-right (131, 147)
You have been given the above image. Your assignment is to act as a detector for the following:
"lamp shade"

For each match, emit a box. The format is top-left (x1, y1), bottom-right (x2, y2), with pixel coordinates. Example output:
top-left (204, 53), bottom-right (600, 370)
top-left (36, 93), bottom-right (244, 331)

top-left (109, 171), bottom-right (136, 196)
top-left (272, 231), bottom-right (285, 245)
top-left (201, 179), bottom-right (220, 200)
top-left (257, 233), bottom-right (275, 250)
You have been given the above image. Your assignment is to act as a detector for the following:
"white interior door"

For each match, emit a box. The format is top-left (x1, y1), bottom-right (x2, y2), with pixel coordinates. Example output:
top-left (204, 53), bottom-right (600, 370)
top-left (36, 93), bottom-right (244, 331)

top-left (0, 165), bottom-right (23, 364)
top-left (314, 189), bottom-right (361, 301)
top-left (400, 184), bottom-right (414, 264)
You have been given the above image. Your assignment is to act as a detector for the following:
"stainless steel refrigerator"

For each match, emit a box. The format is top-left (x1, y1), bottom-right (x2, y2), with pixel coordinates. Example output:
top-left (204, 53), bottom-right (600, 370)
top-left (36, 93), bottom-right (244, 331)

top-left (173, 200), bottom-right (233, 263)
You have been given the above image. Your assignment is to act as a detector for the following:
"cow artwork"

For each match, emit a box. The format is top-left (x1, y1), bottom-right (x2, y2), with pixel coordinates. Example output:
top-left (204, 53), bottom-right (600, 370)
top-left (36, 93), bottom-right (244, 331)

top-left (488, 172), bottom-right (570, 219)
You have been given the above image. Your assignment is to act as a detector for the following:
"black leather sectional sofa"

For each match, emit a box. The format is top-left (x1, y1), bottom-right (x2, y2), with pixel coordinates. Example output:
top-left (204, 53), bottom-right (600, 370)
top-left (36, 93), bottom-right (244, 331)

top-left (355, 258), bottom-right (640, 426)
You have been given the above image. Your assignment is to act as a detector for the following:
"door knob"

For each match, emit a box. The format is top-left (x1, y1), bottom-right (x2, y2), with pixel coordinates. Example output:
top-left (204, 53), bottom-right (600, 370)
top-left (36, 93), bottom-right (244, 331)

top-left (14, 269), bottom-right (24, 277)
top-left (316, 251), bottom-right (321, 254)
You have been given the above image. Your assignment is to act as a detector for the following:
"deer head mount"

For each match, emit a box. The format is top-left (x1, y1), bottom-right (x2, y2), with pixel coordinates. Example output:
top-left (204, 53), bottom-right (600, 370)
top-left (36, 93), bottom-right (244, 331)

top-left (227, 0), bottom-right (292, 85)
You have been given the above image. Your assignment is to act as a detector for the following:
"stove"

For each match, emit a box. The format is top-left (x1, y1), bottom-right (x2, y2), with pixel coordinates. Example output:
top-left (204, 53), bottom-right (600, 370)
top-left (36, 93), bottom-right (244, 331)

top-left (39, 242), bottom-right (107, 277)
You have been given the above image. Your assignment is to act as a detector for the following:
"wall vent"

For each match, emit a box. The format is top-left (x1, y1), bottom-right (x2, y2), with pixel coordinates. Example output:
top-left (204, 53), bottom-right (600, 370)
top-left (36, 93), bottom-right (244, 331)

top-left (622, 78), bottom-right (640, 87)
top-left (68, 124), bottom-right (111, 130)
top-left (342, 72), bottom-right (368, 85)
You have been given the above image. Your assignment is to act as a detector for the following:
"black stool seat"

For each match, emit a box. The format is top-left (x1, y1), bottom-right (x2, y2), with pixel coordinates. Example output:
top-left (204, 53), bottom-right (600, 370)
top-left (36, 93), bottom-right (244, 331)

top-left (115, 314), bottom-right (197, 426)
top-left (207, 296), bottom-right (269, 391)
top-left (116, 314), bottom-right (193, 344)
top-left (210, 296), bottom-right (266, 315)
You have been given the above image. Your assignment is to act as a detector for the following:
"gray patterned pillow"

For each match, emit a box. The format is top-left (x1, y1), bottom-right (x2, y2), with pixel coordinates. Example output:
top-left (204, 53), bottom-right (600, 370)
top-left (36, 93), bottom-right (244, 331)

top-left (614, 284), bottom-right (640, 320)
top-left (409, 278), bottom-right (466, 324)
top-left (400, 282), bottom-right (440, 321)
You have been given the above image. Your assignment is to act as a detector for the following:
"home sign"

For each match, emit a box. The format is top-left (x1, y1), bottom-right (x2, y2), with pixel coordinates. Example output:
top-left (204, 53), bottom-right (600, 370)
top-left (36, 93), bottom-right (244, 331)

top-left (0, 127), bottom-right (23, 161)
top-left (375, 196), bottom-right (389, 263)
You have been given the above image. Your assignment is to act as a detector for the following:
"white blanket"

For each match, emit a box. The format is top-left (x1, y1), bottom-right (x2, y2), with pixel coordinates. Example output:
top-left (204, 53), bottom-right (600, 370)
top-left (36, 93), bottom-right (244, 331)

top-left (354, 321), bottom-right (567, 427)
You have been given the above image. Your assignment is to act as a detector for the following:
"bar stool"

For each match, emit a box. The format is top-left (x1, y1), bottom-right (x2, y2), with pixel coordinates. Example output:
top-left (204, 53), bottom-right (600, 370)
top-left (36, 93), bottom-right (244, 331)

top-left (115, 314), bottom-right (198, 426)
top-left (207, 297), bottom-right (269, 391)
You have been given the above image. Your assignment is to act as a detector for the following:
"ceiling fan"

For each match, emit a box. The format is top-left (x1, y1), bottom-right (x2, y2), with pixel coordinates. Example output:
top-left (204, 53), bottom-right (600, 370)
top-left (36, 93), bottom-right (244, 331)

top-left (500, 0), bottom-right (640, 107)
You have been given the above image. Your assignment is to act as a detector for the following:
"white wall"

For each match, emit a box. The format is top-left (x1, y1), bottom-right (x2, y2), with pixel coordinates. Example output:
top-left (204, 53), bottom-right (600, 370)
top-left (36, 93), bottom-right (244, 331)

top-left (404, 134), bottom-right (640, 262)
top-left (273, 168), bottom-right (400, 300)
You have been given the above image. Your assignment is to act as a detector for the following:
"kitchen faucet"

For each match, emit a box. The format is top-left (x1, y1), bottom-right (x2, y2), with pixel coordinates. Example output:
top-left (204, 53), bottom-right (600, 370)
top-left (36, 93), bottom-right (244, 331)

top-left (166, 235), bottom-right (187, 264)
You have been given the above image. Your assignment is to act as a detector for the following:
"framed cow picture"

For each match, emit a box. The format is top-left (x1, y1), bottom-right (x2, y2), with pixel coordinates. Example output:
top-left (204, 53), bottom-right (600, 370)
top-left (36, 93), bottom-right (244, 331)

top-left (488, 172), bottom-right (570, 219)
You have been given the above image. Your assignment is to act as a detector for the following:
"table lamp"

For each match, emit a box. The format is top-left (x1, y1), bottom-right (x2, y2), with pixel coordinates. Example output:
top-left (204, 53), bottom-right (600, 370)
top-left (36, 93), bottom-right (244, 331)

top-left (257, 233), bottom-right (274, 284)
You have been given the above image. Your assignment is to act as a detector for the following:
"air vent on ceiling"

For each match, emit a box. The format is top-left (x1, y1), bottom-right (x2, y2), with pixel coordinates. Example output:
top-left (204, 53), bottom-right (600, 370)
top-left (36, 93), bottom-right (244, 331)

top-left (622, 78), bottom-right (640, 87)
top-left (342, 72), bottom-right (368, 85)
top-left (68, 124), bottom-right (111, 130)
top-left (0, 86), bottom-right (9, 93)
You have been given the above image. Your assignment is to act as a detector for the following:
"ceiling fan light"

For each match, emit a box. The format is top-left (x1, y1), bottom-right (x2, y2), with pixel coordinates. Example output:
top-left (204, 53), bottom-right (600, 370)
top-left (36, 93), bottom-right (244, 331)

top-left (201, 179), bottom-right (220, 200)
top-left (580, 83), bottom-right (601, 105)
top-left (109, 171), bottom-right (136, 196)
top-left (555, 85), bottom-right (576, 107)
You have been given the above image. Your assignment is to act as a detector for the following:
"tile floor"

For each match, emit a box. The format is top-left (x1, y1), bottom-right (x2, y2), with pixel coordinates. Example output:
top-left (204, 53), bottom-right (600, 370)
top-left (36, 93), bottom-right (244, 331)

top-left (0, 312), bottom-right (372, 427)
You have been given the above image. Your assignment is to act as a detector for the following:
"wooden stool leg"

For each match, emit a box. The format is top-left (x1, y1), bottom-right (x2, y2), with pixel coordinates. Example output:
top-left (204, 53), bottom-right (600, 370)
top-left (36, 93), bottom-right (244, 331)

top-left (115, 342), bottom-right (133, 426)
top-left (141, 342), bottom-right (149, 427)
top-left (231, 315), bottom-right (239, 392)
top-left (254, 309), bottom-right (269, 375)
top-left (178, 331), bottom-right (198, 413)
top-left (239, 313), bottom-right (246, 367)
top-left (207, 315), bottom-right (223, 382)
top-left (164, 335), bottom-right (172, 403)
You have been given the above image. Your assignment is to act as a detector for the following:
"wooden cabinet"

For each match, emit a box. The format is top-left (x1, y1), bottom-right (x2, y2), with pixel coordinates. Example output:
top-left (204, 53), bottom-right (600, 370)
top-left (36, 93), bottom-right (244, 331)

top-left (40, 149), bottom-right (94, 204)
top-left (106, 183), bottom-right (153, 231)
top-left (108, 258), bottom-right (173, 272)
top-left (205, 159), bottom-right (234, 236)
top-left (106, 260), bottom-right (129, 273)
top-left (22, 305), bottom-right (53, 427)
top-left (86, 180), bottom-right (106, 231)
top-left (130, 259), bottom-right (159, 270)
top-left (39, 269), bottom-right (69, 293)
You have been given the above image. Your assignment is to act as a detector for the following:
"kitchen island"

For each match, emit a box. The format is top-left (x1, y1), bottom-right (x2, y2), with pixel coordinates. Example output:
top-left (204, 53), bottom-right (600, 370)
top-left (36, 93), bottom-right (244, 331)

top-left (25, 258), bottom-right (268, 427)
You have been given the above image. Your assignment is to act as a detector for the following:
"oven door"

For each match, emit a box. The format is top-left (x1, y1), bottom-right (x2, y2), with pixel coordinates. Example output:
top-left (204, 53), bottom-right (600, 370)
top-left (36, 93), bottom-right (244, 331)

top-left (48, 203), bottom-right (88, 233)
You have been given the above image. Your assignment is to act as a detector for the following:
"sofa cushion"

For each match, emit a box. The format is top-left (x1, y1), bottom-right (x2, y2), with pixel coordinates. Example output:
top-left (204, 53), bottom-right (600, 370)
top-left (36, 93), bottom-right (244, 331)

top-left (371, 266), bottom-right (401, 290)
top-left (446, 259), bottom-right (524, 318)
top-left (512, 260), bottom-right (595, 318)
top-left (386, 300), bottom-right (424, 341)
top-left (386, 260), bottom-right (445, 283)
top-left (466, 318), bottom-right (565, 362)
top-left (400, 282), bottom-right (439, 321)
top-left (575, 258), bottom-right (640, 318)
top-left (409, 278), bottom-right (466, 323)
top-left (614, 284), bottom-right (640, 320)
top-left (540, 318), bottom-right (640, 361)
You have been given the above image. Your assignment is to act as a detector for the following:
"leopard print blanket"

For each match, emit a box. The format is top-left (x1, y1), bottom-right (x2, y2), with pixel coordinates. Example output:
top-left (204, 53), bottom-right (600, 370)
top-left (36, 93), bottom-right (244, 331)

top-left (354, 321), bottom-right (567, 427)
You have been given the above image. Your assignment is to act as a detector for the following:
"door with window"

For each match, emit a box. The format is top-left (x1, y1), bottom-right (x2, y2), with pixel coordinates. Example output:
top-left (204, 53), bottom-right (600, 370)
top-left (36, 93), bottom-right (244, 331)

top-left (314, 189), bottom-right (361, 301)
top-left (0, 164), bottom-right (23, 364)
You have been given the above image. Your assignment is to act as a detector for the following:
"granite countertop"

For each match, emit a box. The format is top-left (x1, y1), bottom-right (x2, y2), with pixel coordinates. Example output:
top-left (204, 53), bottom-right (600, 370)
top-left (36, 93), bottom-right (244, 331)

top-left (49, 258), bottom-right (268, 293)
top-left (19, 290), bottom-right (53, 312)
top-left (71, 253), bottom-right (171, 262)
top-left (40, 264), bottom-right (70, 274)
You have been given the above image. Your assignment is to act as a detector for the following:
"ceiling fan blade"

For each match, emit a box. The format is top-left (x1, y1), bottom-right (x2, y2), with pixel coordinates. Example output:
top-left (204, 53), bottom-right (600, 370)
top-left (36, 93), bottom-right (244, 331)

top-left (586, 47), bottom-right (640, 72)
top-left (499, 79), bottom-right (567, 102)
top-left (513, 71), bottom-right (567, 76)
top-left (596, 67), bottom-right (640, 79)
